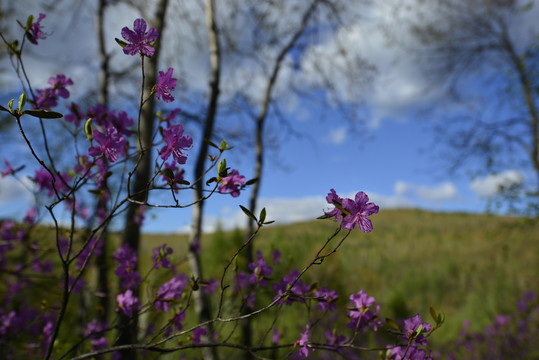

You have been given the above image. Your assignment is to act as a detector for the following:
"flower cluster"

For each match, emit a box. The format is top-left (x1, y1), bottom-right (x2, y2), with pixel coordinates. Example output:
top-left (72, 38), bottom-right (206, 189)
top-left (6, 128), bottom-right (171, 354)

top-left (34, 74), bottom-right (73, 110)
top-left (113, 244), bottom-right (142, 290)
top-left (347, 290), bottom-right (381, 331)
top-left (325, 189), bottom-right (379, 232)
top-left (160, 124), bottom-right (193, 165)
top-left (155, 274), bottom-right (189, 313)
top-left (219, 169), bottom-right (246, 197)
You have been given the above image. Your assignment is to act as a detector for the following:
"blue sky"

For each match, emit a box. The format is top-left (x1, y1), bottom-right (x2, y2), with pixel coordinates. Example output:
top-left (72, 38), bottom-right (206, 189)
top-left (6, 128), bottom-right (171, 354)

top-left (0, 0), bottom-right (536, 233)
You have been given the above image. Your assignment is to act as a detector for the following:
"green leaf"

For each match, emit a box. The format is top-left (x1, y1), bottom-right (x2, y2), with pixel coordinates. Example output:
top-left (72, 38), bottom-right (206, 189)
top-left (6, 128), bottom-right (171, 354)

top-left (413, 324), bottom-right (423, 338)
top-left (177, 179), bottom-right (190, 186)
top-left (245, 178), bottom-right (258, 186)
top-left (18, 93), bottom-right (26, 111)
top-left (218, 159), bottom-right (227, 177)
top-left (162, 168), bottom-right (174, 180)
top-left (263, 220), bottom-right (275, 225)
top-left (115, 38), bottom-right (128, 48)
top-left (23, 109), bottom-right (63, 119)
top-left (317, 214), bottom-right (332, 220)
top-left (437, 312), bottom-right (445, 325)
top-left (8, 99), bottom-right (14, 113)
top-left (204, 138), bottom-right (219, 149)
top-left (259, 208), bottom-right (266, 224)
top-left (385, 318), bottom-right (400, 330)
top-left (26, 15), bottom-right (34, 29)
top-left (84, 118), bottom-right (93, 139)
top-left (206, 177), bottom-right (217, 185)
top-left (430, 307), bottom-right (437, 323)
top-left (332, 199), bottom-right (349, 216)
top-left (220, 139), bottom-right (228, 150)
top-left (240, 205), bottom-right (257, 222)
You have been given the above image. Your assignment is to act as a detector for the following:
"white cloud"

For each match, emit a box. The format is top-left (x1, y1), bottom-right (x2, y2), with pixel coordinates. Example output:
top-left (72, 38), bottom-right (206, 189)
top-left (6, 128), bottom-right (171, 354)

top-left (469, 170), bottom-right (525, 197)
top-left (393, 180), bottom-right (459, 203)
top-left (325, 126), bottom-right (347, 145)
top-left (0, 176), bottom-right (33, 206)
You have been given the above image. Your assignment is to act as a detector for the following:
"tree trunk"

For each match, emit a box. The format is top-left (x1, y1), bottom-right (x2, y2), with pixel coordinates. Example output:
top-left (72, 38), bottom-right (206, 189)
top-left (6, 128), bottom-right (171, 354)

top-left (117, 0), bottom-right (169, 358)
top-left (94, 0), bottom-right (110, 324)
top-left (241, 3), bottom-right (318, 358)
top-left (186, 1), bottom-right (221, 359)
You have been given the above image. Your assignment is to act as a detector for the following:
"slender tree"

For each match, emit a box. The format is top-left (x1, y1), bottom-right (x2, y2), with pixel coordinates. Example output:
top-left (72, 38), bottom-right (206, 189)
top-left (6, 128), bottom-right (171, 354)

top-left (117, 0), bottom-right (170, 357)
top-left (392, 0), bottom-right (539, 212)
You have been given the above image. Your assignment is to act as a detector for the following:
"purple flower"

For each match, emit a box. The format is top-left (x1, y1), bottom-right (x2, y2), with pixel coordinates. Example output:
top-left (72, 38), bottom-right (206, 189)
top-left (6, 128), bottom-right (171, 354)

top-left (325, 189), bottom-right (379, 232)
top-left (155, 67), bottom-right (177, 103)
top-left (192, 327), bottom-right (207, 344)
top-left (65, 103), bottom-right (84, 126)
top-left (0, 311), bottom-right (16, 336)
top-left (116, 289), bottom-right (141, 317)
top-left (28, 13), bottom-right (47, 44)
top-left (272, 269), bottom-right (310, 305)
top-left (347, 290), bottom-right (380, 331)
top-left (121, 18), bottom-right (158, 57)
top-left (110, 110), bottom-right (134, 136)
top-left (272, 328), bottom-right (280, 344)
top-left (88, 126), bottom-right (127, 163)
top-left (325, 329), bottom-right (347, 348)
top-left (152, 243), bottom-right (173, 269)
top-left (1, 158), bottom-right (13, 177)
top-left (202, 278), bottom-right (219, 295)
top-left (247, 250), bottom-right (273, 286)
top-left (314, 287), bottom-right (339, 312)
top-left (218, 169), bottom-right (246, 197)
top-left (159, 124), bottom-right (193, 165)
top-left (155, 274), bottom-right (188, 313)
top-left (162, 162), bottom-right (185, 192)
top-left (84, 319), bottom-right (110, 355)
top-left (403, 314), bottom-right (432, 346)
top-left (113, 244), bottom-right (142, 290)
top-left (296, 325), bottom-right (313, 358)
top-left (34, 74), bottom-right (73, 110)
top-left (34, 168), bottom-right (70, 197)
top-left (134, 205), bottom-right (145, 227)
top-left (388, 344), bottom-right (433, 360)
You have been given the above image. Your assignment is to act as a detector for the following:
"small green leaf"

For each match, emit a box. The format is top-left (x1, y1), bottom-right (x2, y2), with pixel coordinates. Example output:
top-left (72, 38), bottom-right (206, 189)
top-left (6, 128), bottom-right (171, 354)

top-left (332, 199), bottom-right (349, 216)
top-left (263, 220), bottom-right (275, 225)
top-left (204, 138), bottom-right (219, 149)
top-left (413, 324), bottom-right (423, 338)
top-left (317, 214), bottom-right (332, 220)
top-left (8, 99), bottom-right (14, 113)
top-left (245, 178), bottom-right (258, 186)
top-left (84, 118), bottom-right (93, 140)
top-left (177, 179), bottom-right (190, 186)
top-left (18, 93), bottom-right (26, 111)
top-left (162, 168), bottom-right (174, 180)
top-left (218, 159), bottom-right (227, 177)
top-left (26, 15), bottom-right (34, 30)
top-left (240, 205), bottom-right (257, 222)
top-left (386, 318), bottom-right (400, 330)
top-left (115, 38), bottom-right (128, 48)
top-left (430, 307), bottom-right (437, 323)
top-left (220, 139), bottom-right (228, 150)
top-left (437, 312), bottom-right (445, 325)
top-left (259, 208), bottom-right (266, 224)
top-left (206, 177), bottom-right (217, 185)
top-left (23, 109), bottom-right (63, 118)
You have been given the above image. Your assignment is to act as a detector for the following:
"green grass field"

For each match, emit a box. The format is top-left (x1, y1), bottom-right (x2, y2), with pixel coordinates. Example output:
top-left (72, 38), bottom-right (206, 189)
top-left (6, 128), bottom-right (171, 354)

top-left (141, 209), bottom-right (539, 347)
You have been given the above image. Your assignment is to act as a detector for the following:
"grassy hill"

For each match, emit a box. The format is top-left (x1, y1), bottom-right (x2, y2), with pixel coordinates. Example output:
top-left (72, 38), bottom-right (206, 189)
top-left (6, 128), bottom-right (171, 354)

top-left (141, 209), bottom-right (539, 345)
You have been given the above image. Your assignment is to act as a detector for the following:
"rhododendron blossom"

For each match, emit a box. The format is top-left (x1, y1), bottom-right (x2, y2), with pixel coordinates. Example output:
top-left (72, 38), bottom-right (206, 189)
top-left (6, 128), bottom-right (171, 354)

top-left (121, 18), bottom-right (158, 57)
